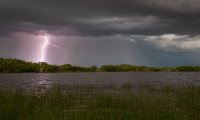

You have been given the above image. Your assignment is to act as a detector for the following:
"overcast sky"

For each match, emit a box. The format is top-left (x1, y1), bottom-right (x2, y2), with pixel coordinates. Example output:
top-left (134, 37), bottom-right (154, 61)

top-left (1, 0), bottom-right (200, 66)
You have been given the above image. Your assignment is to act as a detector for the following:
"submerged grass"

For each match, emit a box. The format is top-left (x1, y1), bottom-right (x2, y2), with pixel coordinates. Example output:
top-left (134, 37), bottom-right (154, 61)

top-left (0, 85), bottom-right (200, 120)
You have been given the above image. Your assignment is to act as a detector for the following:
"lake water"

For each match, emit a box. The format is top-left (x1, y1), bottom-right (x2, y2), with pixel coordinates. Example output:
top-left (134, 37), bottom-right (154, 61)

top-left (0, 72), bottom-right (200, 89)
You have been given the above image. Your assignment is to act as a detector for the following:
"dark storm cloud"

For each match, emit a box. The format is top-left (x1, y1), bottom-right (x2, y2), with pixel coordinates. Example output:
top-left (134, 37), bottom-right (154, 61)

top-left (0, 0), bottom-right (200, 36)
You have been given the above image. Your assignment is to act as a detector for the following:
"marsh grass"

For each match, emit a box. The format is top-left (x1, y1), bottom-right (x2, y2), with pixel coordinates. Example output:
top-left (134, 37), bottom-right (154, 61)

top-left (0, 85), bottom-right (200, 120)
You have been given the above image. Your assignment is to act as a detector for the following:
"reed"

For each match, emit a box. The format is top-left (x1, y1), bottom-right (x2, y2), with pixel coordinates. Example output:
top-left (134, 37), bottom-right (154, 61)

top-left (0, 85), bottom-right (200, 120)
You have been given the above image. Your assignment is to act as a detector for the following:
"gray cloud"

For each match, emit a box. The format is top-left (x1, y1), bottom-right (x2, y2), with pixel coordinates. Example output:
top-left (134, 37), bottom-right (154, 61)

top-left (145, 34), bottom-right (200, 51)
top-left (1, 0), bottom-right (200, 66)
top-left (0, 0), bottom-right (200, 36)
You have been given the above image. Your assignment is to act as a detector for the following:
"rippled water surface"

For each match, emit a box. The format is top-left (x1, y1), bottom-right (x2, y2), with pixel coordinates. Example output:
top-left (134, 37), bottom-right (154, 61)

top-left (0, 72), bottom-right (200, 89)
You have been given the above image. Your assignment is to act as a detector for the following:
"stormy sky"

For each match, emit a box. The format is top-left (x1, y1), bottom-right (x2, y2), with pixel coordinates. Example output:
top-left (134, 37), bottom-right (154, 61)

top-left (1, 0), bottom-right (200, 66)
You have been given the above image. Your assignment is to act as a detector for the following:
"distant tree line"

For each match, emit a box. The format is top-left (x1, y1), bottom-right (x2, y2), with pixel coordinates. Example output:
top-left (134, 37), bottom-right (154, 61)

top-left (0, 58), bottom-right (200, 73)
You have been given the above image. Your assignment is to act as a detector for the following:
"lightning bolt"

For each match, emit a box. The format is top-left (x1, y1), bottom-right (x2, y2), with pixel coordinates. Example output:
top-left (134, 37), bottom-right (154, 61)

top-left (40, 35), bottom-right (59, 62)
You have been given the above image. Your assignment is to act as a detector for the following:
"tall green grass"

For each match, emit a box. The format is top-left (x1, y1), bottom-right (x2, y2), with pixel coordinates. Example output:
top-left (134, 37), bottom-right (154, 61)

top-left (0, 86), bottom-right (200, 120)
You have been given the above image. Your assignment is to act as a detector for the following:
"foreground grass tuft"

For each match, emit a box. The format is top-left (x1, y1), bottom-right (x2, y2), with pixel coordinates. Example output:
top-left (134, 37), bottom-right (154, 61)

top-left (0, 86), bottom-right (200, 120)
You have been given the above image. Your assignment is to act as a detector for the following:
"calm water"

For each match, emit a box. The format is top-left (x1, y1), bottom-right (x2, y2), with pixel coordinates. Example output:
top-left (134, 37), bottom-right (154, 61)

top-left (0, 72), bottom-right (200, 89)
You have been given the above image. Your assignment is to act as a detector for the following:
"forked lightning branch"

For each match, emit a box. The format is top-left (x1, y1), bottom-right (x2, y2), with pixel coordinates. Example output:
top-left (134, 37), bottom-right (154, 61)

top-left (40, 35), bottom-right (59, 62)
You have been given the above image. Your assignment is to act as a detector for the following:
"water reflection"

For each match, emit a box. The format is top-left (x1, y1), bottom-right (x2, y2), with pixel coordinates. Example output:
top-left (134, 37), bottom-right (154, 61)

top-left (0, 72), bottom-right (200, 90)
top-left (30, 73), bottom-right (53, 93)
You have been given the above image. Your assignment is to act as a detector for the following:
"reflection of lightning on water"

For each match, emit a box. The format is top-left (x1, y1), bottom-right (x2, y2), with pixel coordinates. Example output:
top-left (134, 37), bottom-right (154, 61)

top-left (40, 35), bottom-right (59, 62)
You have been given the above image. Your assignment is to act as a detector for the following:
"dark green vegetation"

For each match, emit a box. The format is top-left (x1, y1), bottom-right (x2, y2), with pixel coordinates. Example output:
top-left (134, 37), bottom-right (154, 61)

top-left (0, 86), bottom-right (200, 120)
top-left (1, 58), bottom-right (200, 72)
